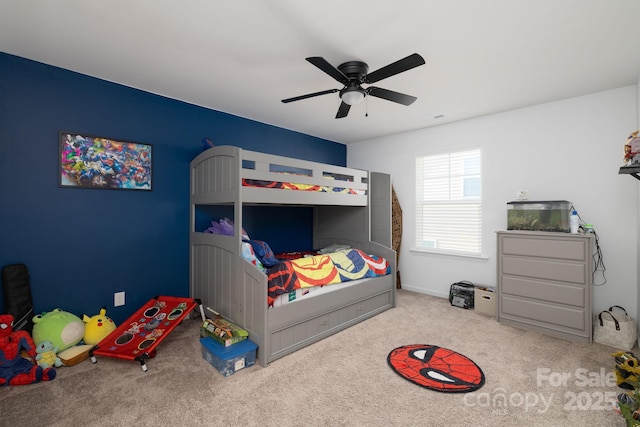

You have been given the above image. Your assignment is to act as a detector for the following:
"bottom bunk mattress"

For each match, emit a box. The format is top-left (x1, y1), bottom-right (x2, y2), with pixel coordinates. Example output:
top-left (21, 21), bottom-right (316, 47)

top-left (245, 247), bottom-right (391, 307)
top-left (270, 276), bottom-right (366, 307)
top-left (90, 295), bottom-right (201, 371)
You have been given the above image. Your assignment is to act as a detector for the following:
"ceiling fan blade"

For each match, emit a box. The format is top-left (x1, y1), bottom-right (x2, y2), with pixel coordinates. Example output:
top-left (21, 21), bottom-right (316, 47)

top-left (306, 57), bottom-right (349, 84)
top-left (367, 87), bottom-right (417, 106)
top-left (335, 101), bottom-right (351, 119)
top-left (282, 89), bottom-right (338, 103)
top-left (364, 53), bottom-right (425, 84)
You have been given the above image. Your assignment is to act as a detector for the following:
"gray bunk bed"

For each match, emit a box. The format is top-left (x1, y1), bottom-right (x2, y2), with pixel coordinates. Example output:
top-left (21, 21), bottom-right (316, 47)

top-left (190, 145), bottom-right (396, 367)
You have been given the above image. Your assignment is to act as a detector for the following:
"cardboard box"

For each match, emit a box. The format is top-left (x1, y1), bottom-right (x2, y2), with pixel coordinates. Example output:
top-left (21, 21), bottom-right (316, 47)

top-left (200, 337), bottom-right (257, 376)
top-left (200, 315), bottom-right (249, 347)
top-left (474, 287), bottom-right (497, 317)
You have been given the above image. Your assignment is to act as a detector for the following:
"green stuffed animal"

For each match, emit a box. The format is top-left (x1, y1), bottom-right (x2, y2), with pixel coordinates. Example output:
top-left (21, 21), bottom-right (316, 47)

top-left (35, 341), bottom-right (62, 368)
top-left (32, 309), bottom-right (85, 352)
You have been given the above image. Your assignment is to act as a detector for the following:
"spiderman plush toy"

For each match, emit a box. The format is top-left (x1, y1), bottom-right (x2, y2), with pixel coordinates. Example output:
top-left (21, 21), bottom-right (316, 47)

top-left (0, 314), bottom-right (56, 386)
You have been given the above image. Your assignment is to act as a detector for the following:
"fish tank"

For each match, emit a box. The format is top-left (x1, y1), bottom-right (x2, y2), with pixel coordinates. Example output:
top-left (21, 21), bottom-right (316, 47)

top-left (507, 200), bottom-right (571, 232)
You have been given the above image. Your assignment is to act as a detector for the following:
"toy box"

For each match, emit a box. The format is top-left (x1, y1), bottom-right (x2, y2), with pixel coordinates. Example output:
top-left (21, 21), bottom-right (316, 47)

top-left (507, 200), bottom-right (571, 232)
top-left (200, 337), bottom-right (257, 376)
top-left (474, 287), bottom-right (496, 317)
top-left (200, 315), bottom-right (249, 347)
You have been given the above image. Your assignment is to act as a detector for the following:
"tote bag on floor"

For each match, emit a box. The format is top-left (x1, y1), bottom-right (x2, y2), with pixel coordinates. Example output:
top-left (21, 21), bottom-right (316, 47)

top-left (593, 306), bottom-right (637, 350)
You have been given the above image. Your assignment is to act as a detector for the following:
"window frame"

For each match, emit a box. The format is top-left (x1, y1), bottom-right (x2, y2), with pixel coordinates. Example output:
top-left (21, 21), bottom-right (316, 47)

top-left (414, 148), bottom-right (483, 258)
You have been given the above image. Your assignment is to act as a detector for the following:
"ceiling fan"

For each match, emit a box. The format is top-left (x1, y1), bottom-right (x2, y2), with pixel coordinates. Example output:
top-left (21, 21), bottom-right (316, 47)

top-left (281, 53), bottom-right (425, 119)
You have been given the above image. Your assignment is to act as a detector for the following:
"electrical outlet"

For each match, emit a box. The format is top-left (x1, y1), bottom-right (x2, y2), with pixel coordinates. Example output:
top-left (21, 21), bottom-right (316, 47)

top-left (114, 291), bottom-right (125, 307)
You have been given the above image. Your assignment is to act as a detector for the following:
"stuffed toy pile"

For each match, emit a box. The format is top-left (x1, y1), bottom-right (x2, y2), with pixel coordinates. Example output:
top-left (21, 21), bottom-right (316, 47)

top-left (0, 313), bottom-right (56, 386)
top-left (32, 308), bottom-right (84, 352)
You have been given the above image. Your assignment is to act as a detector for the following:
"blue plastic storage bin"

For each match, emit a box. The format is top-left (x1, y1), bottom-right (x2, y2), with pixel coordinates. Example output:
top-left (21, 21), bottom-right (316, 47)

top-left (200, 336), bottom-right (257, 376)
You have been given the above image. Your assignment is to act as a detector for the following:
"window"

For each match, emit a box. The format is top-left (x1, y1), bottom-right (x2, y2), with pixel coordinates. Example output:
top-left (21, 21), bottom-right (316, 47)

top-left (415, 148), bottom-right (482, 256)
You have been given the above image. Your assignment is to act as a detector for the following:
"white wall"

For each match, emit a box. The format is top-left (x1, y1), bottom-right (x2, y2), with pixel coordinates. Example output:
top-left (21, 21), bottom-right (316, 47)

top-left (348, 86), bottom-right (639, 319)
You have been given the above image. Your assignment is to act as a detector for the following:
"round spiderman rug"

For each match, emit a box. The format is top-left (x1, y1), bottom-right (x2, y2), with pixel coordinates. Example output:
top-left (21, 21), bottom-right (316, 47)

top-left (387, 344), bottom-right (485, 393)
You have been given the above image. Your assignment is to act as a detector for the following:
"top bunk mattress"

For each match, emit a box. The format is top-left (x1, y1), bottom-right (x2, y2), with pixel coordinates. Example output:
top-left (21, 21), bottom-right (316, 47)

top-left (191, 145), bottom-right (368, 206)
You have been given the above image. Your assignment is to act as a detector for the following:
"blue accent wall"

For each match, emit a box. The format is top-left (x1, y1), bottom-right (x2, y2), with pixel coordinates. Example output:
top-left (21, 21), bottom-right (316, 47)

top-left (0, 53), bottom-right (345, 324)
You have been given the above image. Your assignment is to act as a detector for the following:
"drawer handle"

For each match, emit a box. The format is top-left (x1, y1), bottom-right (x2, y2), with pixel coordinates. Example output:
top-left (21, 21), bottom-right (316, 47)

top-left (356, 305), bottom-right (365, 312)
top-left (319, 320), bottom-right (328, 326)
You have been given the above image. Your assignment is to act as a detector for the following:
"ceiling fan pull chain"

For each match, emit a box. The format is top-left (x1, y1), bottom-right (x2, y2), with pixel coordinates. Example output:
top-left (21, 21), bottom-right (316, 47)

top-left (365, 96), bottom-right (369, 117)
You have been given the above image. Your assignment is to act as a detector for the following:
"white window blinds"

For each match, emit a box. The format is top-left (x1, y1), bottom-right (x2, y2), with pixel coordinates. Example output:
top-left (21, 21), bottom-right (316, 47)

top-left (415, 148), bottom-right (482, 256)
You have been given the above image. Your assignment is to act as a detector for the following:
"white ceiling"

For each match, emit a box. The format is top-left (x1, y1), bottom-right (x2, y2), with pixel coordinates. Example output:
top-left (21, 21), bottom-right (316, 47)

top-left (2, 0), bottom-right (640, 144)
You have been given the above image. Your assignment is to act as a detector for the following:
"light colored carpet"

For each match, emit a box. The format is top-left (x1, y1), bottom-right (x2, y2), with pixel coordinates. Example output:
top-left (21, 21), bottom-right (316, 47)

top-left (0, 290), bottom-right (627, 426)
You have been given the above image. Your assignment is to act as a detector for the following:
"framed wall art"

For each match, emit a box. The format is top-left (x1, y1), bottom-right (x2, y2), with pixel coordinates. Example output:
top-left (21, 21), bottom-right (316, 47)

top-left (59, 131), bottom-right (153, 191)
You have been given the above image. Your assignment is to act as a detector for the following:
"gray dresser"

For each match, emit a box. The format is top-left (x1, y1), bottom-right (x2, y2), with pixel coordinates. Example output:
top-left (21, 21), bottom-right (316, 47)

top-left (497, 230), bottom-right (594, 343)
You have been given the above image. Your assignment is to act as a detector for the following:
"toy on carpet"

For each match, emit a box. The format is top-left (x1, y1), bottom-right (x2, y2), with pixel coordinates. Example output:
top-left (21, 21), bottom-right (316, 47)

top-left (82, 307), bottom-right (117, 346)
top-left (35, 340), bottom-right (62, 368)
top-left (612, 351), bottom-right (640, 425)
top-left (613, 351), bottom-right (640, 390)
top-left (90, 296), bottom-right (203, 372)
top-left (32, 308), bottom-right (85, 352)
top-left (613, 390), bottom-right (640, 424)
top-left (57, 344), bottom-right (94, 366)
top-left (0, 313), bottom-right (56, 386)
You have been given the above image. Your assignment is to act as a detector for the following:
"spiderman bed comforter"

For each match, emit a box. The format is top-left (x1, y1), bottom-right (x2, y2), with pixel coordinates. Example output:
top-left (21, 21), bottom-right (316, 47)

top-left (266, 249), bottom-right (391, 307)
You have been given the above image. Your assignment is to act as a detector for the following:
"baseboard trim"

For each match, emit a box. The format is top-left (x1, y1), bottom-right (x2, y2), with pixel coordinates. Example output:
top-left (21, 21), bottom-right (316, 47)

top-left (398, 286), bottom-right (448, 300)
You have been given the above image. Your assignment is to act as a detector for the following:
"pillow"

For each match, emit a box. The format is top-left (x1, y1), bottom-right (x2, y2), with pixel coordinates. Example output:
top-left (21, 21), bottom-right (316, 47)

top-left (243, 239), bottom-right (280, 268)
top-left (241, 242), bottom-right (265, 271)
top-left (319, 243), bottom-right (351, 254)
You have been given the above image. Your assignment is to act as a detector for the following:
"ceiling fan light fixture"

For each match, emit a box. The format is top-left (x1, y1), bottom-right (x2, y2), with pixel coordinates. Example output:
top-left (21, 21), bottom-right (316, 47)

top-left (340, 86), bottom-right (365, 105)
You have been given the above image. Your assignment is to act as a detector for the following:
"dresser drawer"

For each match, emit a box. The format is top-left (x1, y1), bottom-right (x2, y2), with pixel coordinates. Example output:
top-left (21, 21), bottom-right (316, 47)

top-left (269, 290), bottom-right (392, 358)
top-left (501, 276), bottom-right (585, 307)
top-left (501, 235), bottom-right (587, 261)
top-left (500, 295), bottom-right (586, 331)
top-left (270, 313), bottom-right (335, 355)
top-left (502, 255), bottom-right (586, 284)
